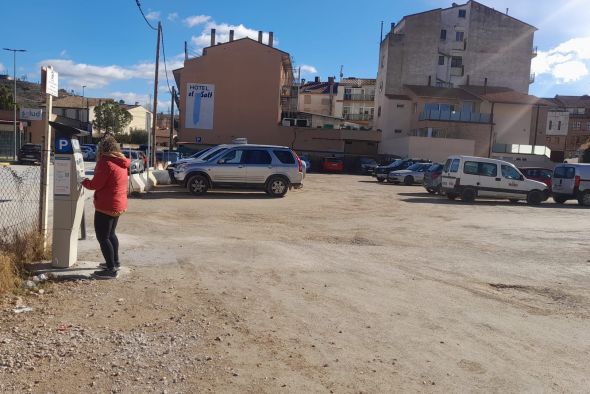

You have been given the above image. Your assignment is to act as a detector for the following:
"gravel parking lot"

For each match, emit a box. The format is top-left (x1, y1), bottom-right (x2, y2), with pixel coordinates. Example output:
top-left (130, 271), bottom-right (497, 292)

top-left (1, 173), bottom-right (589, 393)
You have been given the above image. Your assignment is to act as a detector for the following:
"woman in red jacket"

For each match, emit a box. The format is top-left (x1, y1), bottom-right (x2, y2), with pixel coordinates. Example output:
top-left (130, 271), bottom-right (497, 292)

top-left (81, 136), bottom-right (130, 279)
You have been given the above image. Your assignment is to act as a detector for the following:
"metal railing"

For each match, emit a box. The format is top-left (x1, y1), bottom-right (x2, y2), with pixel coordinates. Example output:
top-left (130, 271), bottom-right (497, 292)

top-left (343, 94), bottom-right (375, 101)
top-left (344, 113), bottom-right (374, 121)
top-left (419, 110), bottom-right (491, 124)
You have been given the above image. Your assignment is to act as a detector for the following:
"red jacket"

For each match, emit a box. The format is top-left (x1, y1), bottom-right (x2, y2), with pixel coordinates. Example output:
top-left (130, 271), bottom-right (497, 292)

top-left (82, 154), bottom-right (130, 214)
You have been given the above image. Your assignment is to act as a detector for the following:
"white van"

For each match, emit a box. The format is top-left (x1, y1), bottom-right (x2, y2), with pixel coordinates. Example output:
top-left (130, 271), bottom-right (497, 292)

top-left (441, 155), bottom-right (549, 205)
top-left (552, 163), bottom-right (590, 206)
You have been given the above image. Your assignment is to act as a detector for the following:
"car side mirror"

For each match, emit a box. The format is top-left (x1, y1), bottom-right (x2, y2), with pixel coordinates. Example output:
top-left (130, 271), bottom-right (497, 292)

top-left (218, 159), bottom-right (225, 164)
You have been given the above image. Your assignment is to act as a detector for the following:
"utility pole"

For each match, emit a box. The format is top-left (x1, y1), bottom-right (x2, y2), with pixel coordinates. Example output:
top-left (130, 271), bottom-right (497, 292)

top-left (3, 48), bottom-right (26, 161)
top-left (169, 86), bottom-right (175, 150)
top-left (150, 21), bottom-right (162, 168)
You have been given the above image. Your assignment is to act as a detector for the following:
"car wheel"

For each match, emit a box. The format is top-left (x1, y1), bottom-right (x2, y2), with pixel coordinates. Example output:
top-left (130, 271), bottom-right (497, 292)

top-left (426, 188), bottom-right (436, 194)
top-left (461, 188), bottom-right (476, 203)
top-left (553, 196), bottom-right (567, 204)
top-left (187, 174), bottom-right (209, 195)
top-left (377, 178), bottom-right (385, 183)
top-left (435, 185), bottom-right (443, 195)
top-left (404, 176), bottom-right (414, 186)
top-left (267, 176), bottom-right (289, 198)
top-left (526, 190), bottom-right (543, 206)
top-left (447, 193), bottom-right (457, 200)
top-left (509, 199), bottom-right (519, 203)
top-left (577, 190), bottom-right (590, 207)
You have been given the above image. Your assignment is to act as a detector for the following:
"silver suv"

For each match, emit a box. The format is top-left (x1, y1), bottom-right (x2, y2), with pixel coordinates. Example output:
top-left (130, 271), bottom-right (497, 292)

top-left (174, 144), bottom-right (304, 197)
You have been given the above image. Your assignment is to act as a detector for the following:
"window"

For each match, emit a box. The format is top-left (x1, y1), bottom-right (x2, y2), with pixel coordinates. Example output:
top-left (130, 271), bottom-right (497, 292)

top-left (573, 121), bottom-right (581, 129)
top-left (343, 106), bottom-right (350, 115)
top-left (549, 120), bottom-right (552, 130)
top-left (394, 129), bottom-right (402, 134)
top-left (558, 121), bottom-right (562, 130)
top-left (378, 106), bottom-right (381, 117)
top-left (450, 159), bottom-right (460, 173)
top-left (440, 29), bottom-right (447, 40)
top-left (501, 165), bottom-right (521, 180)
top-left (464, 161), bottom-right (497, 177)
top-left (396, 104), bottom-right (405, 108)
top-left (458, 9), bottom-right (467, 18)
top-left (245, 150), bottom-right (272, 165)
top-left (304, 95), bottom-right (311, 104)
top-left (456, 31), bottom-right (465, 41)
top-left (438, 56), bottom-right (445, 66)
top-left (451, 56), bottom-right (463, 68)
top-left (553, 166), bottom-right (575, 179)
top-left (219, 149), bottom-right (244, 164)
top-left (464, 161), bottom-right (479, 175)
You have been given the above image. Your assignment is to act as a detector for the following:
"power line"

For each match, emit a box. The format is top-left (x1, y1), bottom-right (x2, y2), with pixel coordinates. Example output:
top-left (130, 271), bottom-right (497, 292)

top-left (135, 0), bottom-right (157, 31)
top-left (159, 26), bottom-right (172, 95)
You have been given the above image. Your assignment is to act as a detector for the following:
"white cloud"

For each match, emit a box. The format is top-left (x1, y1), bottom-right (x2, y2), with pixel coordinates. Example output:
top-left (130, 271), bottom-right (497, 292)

top-left (532, 36), bottom-right (590, 84)
top-left (145, 11), bottom-right (160, 21)
top-left (299, 65), bottom-right (317, 75)
top-left (110, 91), bottom-right (171, 113)
top-left (184, 15), bottom-right (211, 28)
top-left (167, 12), bottom-right (178, 22)
top-left (60, 49), bottom-right (67, 57)
top-left (189, 19), bottom-right (277, 54)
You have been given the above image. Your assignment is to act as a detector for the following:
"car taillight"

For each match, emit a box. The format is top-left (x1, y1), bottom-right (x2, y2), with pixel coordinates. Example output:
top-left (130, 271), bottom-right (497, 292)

top-left (575, 175), bottom-right (581, 187)
top-left (292, 150), bottom-right (302, 172)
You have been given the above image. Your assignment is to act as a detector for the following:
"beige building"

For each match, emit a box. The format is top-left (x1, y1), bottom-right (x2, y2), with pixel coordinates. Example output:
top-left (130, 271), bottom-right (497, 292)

top-left (375, 1), bottom-right (542, 159)
top-left (118, 104), bottom-right (152, 134)
top-left (174, 30), bottom-right (379, 156)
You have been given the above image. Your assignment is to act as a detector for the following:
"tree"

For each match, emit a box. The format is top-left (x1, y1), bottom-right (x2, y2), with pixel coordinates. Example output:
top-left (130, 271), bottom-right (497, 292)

top-left (92, 102), bottom-right (132, 135)
top-left (0, 86), bottom-right (14, 111)
top-left (130, 130), bottom-right (148, 145)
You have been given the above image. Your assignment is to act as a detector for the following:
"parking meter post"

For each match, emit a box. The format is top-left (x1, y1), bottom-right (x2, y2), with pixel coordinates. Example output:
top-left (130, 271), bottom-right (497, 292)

top-left (39, 93), bottom-right (52, 249)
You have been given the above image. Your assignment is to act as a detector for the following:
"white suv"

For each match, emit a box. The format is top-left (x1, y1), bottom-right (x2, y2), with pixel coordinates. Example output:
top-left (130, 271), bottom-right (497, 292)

top-left (174, 144), bottom-right (304, 197)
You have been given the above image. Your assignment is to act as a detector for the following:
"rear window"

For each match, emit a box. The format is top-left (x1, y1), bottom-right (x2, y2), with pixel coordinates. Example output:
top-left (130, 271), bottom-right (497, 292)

top-left (554, 166), bottom-right (575, 179)
top-left (273, 150), bottom-right (295, 164)
top-left (428, 164), bottom-right (443, 172)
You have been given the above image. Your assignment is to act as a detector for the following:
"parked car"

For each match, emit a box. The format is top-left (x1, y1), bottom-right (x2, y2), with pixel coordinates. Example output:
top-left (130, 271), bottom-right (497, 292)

top-left (388, 162), bottom-right (432, 185)
top-left (122, 150), bottom-right (145, 174)
top-left (519, 167), bottom-right (553, 187)
top-left (359, 157), bottom-right (379, 174)
top-left (423, 163), bottom-right (444, 194)
top-left (299, 155), bottom-right (311, 172)
top-left (322, 157), bottom-right (344, 172)
top-left (168, 146), bottom-right (230, 183)
top-left (174, 144), bottom-right (304, 197)
top-left (441, 155), bottom-right (548, 205)
top-left (373, 158), bottom-right (431, 182)
top-left (17, 144), bottom-right (42, 165)
top-left (80, 146), bottom-right (96, 161)
top-left (156, 151), bottom-right (180, 164)
top-left (551, 163), bottom-right (590, 206)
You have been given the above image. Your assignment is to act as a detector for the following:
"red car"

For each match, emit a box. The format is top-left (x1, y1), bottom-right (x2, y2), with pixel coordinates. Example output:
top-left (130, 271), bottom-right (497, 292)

top-left (519, 167), bottom-right (553, 187)
top-left (322, 157), bottom-right (344, 172)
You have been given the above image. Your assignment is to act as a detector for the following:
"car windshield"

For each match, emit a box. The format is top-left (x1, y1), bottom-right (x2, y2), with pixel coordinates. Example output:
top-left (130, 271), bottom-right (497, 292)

top-left (201, 147), bottom-right (228, 161)
top-left (407, 163), bottom-right (425, 171)
top-left (388, 159), bottom-right (403, 167)
top-left (190, 148), bottom-right (210, 159)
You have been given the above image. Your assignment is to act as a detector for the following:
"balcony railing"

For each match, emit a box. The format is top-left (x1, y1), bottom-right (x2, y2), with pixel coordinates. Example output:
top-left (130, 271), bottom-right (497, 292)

top-left (344, 113), bottom-right (374, 121)
top-left (419, 110), bottom-right (491, 124)
top-left (343, 94), bottom-right (375, 101)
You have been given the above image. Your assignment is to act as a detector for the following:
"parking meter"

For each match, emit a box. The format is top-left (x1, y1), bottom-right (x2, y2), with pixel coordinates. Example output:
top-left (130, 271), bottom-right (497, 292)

top-left (50, 122), bottom-right (88, 268)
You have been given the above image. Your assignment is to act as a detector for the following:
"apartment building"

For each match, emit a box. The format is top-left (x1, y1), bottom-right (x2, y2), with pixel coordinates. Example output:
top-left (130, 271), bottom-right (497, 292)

top-left (118, 104), bottom-right (152, 134)
top-left (375, 1), bottom-right (542, 159)
top-left (174, 30), bottom-right (379, 155)
top-left (298, 77), bottom-right (376, 129)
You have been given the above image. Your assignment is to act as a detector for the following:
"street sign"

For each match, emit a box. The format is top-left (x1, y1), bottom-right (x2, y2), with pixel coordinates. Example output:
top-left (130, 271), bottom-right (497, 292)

top-left (41, 66), bottom-right (59, 97)
top-left (20, 108), bottom-right (43, 121)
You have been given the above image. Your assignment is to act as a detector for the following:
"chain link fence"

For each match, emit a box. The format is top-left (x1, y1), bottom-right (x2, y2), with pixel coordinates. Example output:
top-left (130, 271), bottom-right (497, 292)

top-left (0, 165), bottom-right (40, 242)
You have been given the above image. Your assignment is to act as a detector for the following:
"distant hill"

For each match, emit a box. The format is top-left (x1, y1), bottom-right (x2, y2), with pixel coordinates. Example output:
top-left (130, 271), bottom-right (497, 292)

top-left (0, 78), bottom-right (73, 108)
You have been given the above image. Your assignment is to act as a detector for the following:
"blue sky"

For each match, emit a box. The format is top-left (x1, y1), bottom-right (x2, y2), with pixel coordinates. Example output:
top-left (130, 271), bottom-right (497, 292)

top-left (2, 0), bottom-right (589, 112)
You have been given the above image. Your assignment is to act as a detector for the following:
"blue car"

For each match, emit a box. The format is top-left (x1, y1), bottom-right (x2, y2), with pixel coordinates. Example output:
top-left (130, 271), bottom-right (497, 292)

top-left (300, 155), bottom-right (311, 172)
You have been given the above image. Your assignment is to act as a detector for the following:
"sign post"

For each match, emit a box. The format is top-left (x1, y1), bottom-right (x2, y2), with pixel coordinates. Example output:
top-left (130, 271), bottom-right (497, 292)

top-left (39, 66), bottom-right (58, 249)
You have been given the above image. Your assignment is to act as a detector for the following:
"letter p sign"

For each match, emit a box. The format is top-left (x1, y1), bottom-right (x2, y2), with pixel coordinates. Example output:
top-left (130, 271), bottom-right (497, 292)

top-left (56, 138), bottom-right (72, 154)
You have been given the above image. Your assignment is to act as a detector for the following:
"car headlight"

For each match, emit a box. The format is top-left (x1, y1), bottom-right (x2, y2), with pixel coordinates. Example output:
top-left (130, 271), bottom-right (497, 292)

top-left (176, 163), bottom-right (188, 172)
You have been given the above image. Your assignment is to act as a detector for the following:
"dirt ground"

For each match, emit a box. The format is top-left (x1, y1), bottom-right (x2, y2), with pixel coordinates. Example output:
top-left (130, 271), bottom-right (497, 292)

top-left (2, 174), bottom-right (589, 393)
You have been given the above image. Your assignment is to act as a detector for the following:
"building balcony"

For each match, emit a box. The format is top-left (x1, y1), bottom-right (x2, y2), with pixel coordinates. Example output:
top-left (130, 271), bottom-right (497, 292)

top-left (419, 110), bottom-right (491, 124)
top-left (343, 94), bottom-right (375, 102)
top-left (344, 113), bottom-right (373, 121)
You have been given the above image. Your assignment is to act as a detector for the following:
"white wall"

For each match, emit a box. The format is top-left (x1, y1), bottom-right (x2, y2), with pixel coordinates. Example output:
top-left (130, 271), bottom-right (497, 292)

top-left (493, 103), bottom-right (532, 145)
top-left (379, 136), bottom-right (475, 162)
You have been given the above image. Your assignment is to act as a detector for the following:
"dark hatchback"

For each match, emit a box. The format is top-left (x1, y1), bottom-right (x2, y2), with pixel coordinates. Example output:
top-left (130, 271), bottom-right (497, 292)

top-left (17, 144), bottom-right (42, 164)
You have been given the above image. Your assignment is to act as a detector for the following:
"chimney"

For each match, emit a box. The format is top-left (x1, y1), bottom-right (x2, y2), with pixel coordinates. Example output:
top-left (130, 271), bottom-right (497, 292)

top-left (210, 28), bottom-right (216, 46)
top-left (258, 31), bottom-right (263, 43)
top-left (314, 76), bottom-right (320, 83)
top-left (391, 22), bottom-right (395, 31)
top-left (229, 30), bottom-right (234, 42)
top-left (506, 8), bottom-right (509, 15)
top-left (268, 31), bottom-right (274, 47)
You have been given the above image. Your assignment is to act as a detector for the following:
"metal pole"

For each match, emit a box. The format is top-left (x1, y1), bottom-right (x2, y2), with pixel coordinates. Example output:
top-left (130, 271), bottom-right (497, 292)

top-left (40, 93), bottom-right (52, 248)
top-left (532, 103), bottom-right (540, 148)
top-left (169, 86), bottom-right (175, 150)
top-left (150, 21), bottom-right (162, 169)
top-left (3, 48), bottom-right (26, 161)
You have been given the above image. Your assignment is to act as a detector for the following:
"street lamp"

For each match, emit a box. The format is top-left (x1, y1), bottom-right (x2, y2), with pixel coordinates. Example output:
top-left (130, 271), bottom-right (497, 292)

top-left (3, 48), bottom-right (27, 161)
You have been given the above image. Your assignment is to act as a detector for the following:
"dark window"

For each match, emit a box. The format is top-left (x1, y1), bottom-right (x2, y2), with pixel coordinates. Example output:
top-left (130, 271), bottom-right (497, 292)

top-left (394, 129), bottom-right (402, 134)
top-left (501, 165), bottom-right (521, 180)
top-left (456, 31), bottom-right (465, 41)
top-left (443, 159), bottom-right (452, 172)
top-left (464, 161), bottom-right (497, 177)
top-left (450, 159), bottom-right (460, 172)
top-left (245, 150), bottom-right (272, 165)
top-left (553, 166), bottom-right (575, 179)
top-left (549, 120), bottom-right (552, 130)
top-left (378, 106), bottom-right (382, 117)
top-left (464, 161), bottom-right (479, 175)
top-left (558, 121), bottom-right (562, 130)
top-left (219, 149), bottom-right (244, 164)
top-left (273, 150), bottom-right (295, 164)
top-left (396, 104), bottom-right (405, 108)
top-left (438, 56), bottom-right (445, 65)
top-left (440, 29), bottom-right (447, 40)
top-left (458, 9), bottom-right (467, 18)
top-left (451, 56), bottom-right (463, 67)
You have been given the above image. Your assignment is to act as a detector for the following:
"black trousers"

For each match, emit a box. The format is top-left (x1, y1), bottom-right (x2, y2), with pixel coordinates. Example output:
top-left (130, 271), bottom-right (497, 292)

top-left (94, 211), bottom-right (120, 270)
